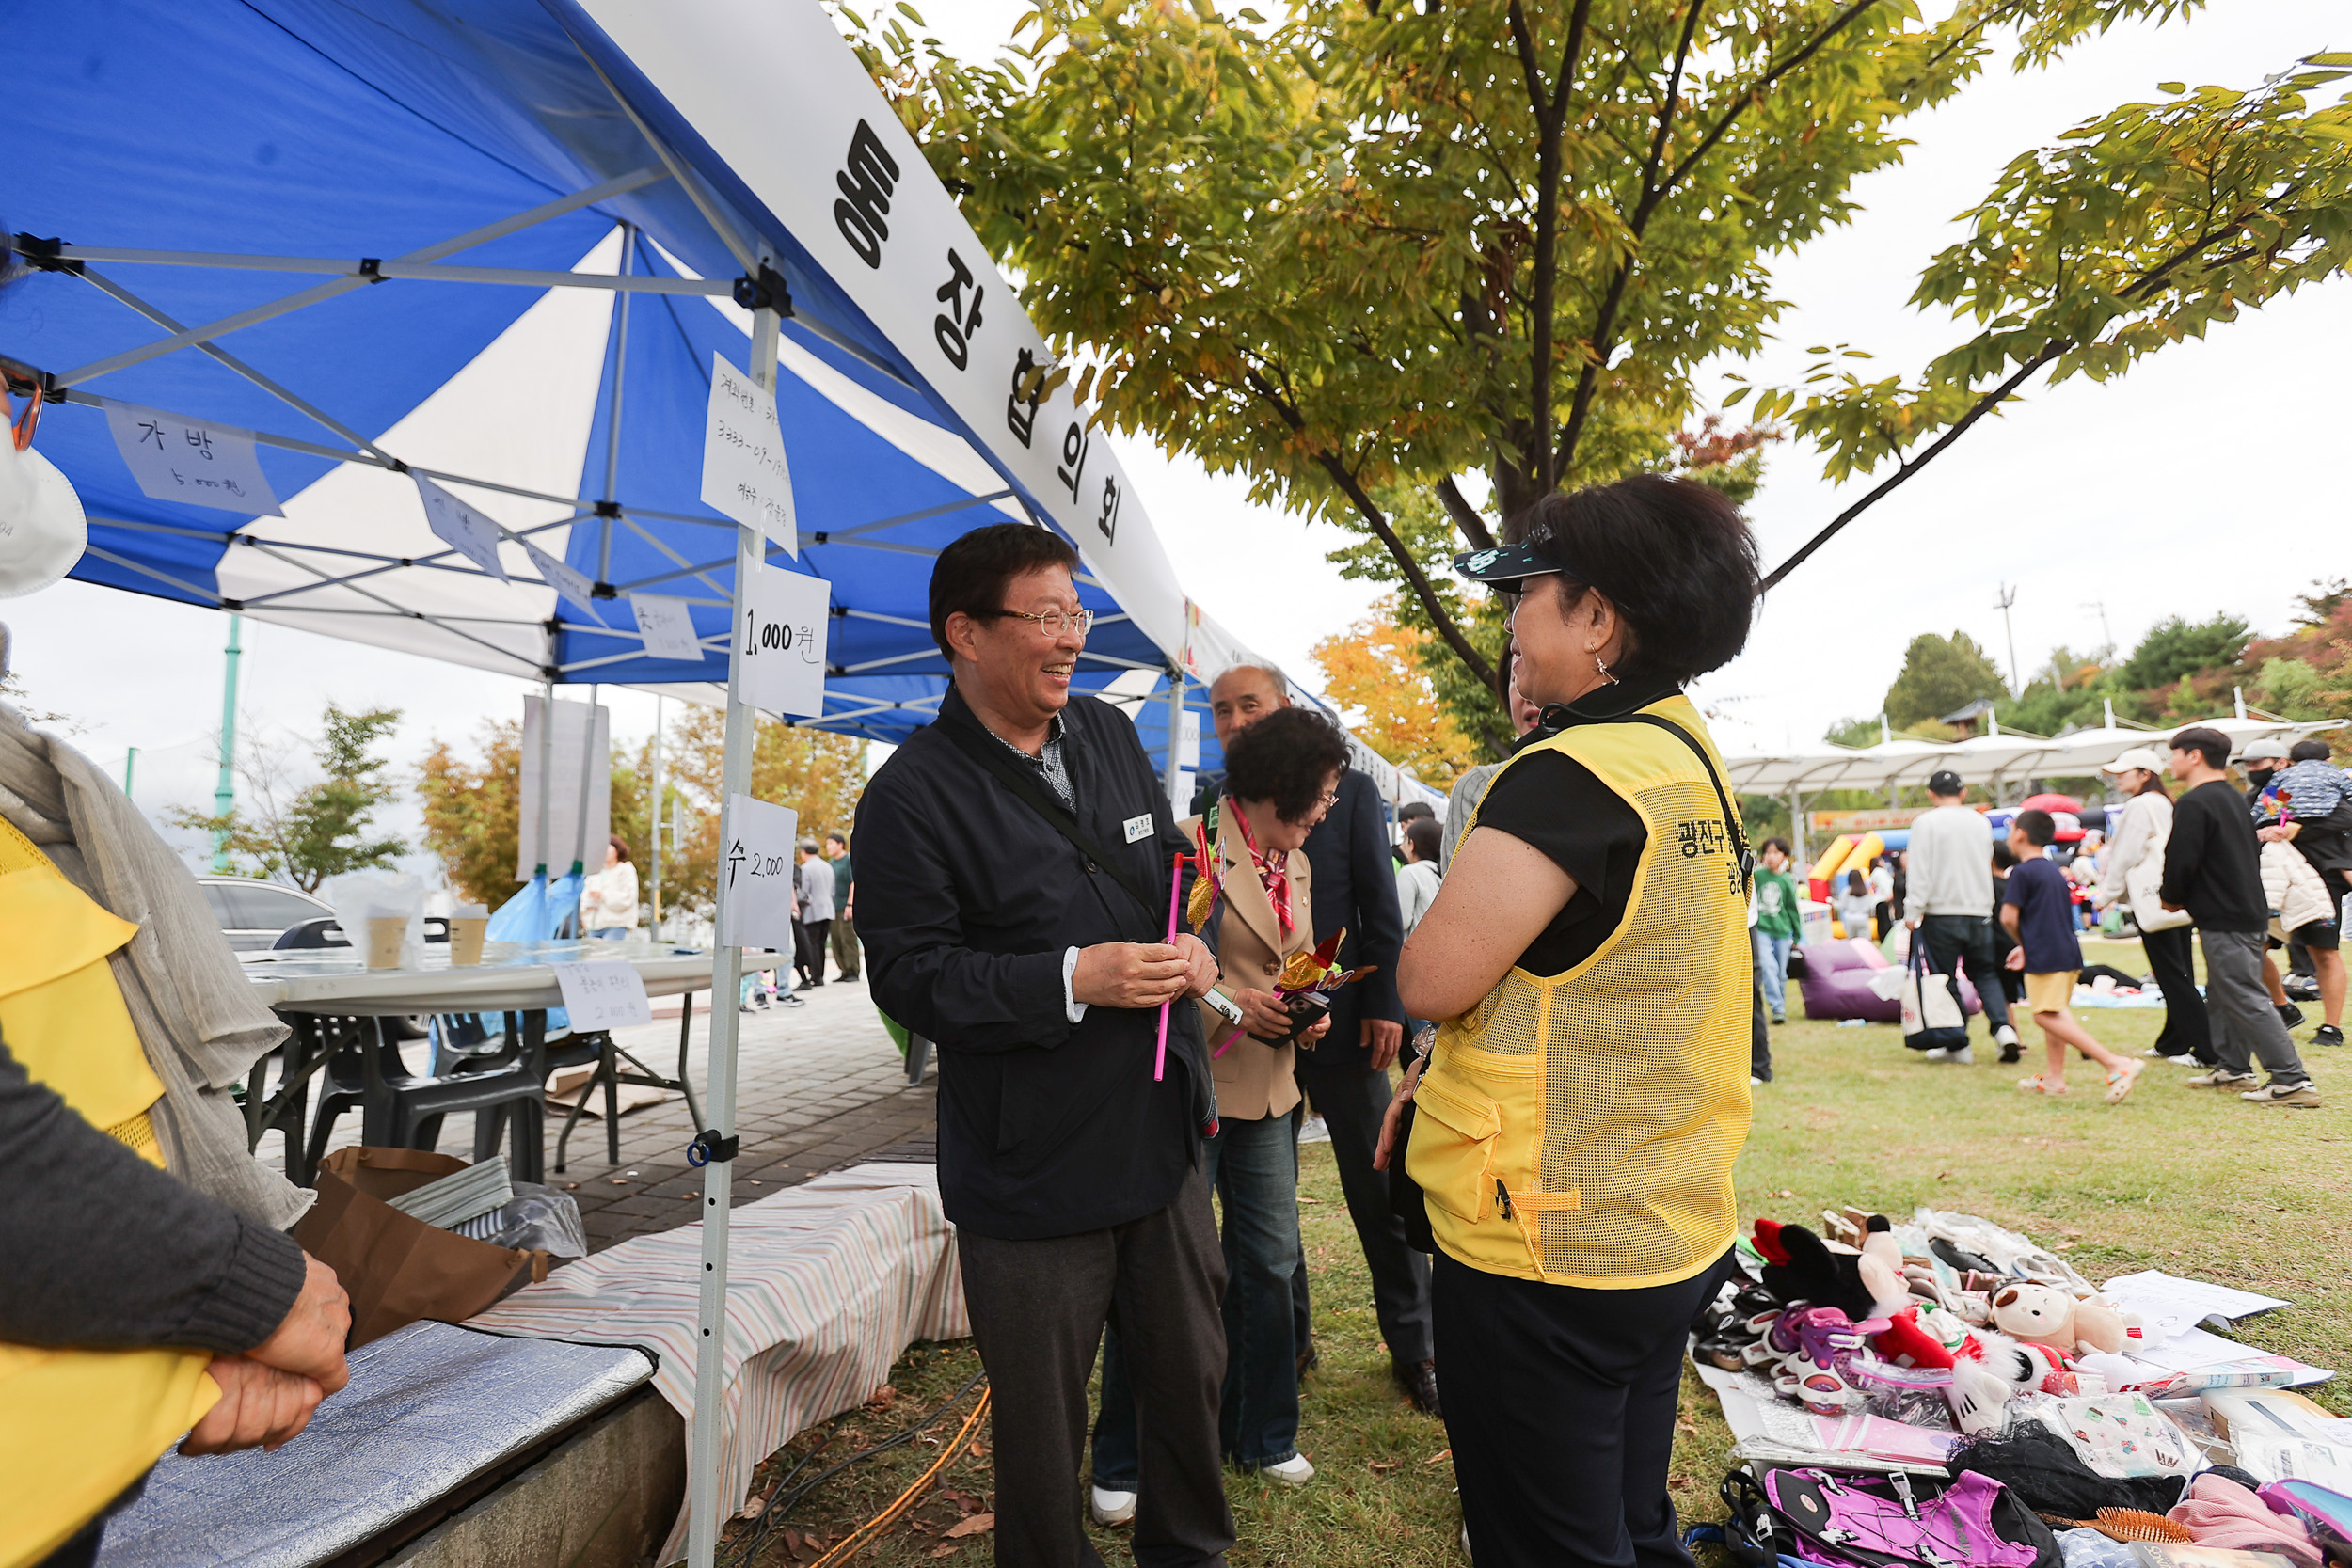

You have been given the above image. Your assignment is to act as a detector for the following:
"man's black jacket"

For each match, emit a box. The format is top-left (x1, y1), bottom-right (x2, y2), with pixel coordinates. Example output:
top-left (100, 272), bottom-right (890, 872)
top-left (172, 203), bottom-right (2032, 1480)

top-left (857, 686), bottom-right (1211, 1240)
top-left (1196, 764), bottom-right (1406, 1067)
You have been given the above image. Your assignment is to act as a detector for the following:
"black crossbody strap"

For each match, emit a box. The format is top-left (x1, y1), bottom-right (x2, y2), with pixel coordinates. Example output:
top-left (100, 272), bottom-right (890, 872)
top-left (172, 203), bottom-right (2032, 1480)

top-left (935, 715), bottom-right (1160, 915)
top-left (1622, 712), bottom-right (1756, 897)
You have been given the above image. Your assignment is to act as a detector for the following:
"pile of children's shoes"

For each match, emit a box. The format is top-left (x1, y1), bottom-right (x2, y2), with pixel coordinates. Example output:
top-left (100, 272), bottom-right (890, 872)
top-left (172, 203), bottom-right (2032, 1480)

top-left (1691, 1204), bottom-right (2352, 1568)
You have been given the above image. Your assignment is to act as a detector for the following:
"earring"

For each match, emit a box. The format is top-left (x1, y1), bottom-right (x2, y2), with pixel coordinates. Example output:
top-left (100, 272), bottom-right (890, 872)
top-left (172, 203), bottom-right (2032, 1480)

top-left (1594, 651), bottom-right (1618, 685)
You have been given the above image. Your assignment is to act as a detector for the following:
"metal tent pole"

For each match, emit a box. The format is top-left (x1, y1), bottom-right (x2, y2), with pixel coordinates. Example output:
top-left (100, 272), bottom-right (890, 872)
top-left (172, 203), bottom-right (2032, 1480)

top-left (565, 685), bottom-right (602, 937)
top-left (686, 281), bottom-right (780, 1568)
top-left (533, 678), bottom-right (558, 881)
top-left (212, 612), bottom-right (243, 871)
top-left (124, 746), bottom-right (138, 797)
top-left (1161, 670), bottom-right (1185, 811)
top-left (650, 693), bottom-right (665, 939)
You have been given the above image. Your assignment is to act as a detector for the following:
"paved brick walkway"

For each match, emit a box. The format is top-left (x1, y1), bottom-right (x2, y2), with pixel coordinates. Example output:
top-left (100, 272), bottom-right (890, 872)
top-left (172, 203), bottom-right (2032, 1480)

top-left (258, 974), bottom-right (938, 1254)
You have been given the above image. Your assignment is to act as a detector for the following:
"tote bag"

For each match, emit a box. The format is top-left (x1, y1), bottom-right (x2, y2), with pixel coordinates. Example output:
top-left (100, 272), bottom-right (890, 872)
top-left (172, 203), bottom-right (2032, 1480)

top-left (1900, 936), bottom-right (1970, 1053)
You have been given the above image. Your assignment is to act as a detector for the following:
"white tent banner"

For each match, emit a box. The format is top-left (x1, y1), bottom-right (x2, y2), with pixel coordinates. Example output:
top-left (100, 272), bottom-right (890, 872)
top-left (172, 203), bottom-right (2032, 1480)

top-left (103, 399), bottom-right (283, 515)
top-left (715, 794), bottom-right (799, 950)
top-left (522, 535), bottom-right (606, 624)
top-left (632, 593), bottom-right (707, 661)
top-left (415, 473), bottom-right (513, 583)
top-left (701, 349), bottom-right (797, 551)
top-left (516, 695), bottom-right (612, 879)
top-left (738, 560), bottom-right (830, 719)
top-left (572, 0), bottom-right (1191, 659)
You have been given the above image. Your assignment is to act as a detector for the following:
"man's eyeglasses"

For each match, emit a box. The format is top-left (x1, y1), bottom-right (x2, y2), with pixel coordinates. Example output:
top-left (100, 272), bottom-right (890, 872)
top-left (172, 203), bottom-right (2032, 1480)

top-left (985, 606), bottom-right (1095, 639)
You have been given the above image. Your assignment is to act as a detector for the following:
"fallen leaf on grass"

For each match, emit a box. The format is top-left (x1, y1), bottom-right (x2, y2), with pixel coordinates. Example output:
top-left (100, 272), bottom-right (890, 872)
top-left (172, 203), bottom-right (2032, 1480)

top-left (944, 1513), bottom-right (994, 1539)
top-left (1298, 1196), bottom-right (1321, 1204)
top-left (865, 1386), bottom-right (898, 1412)
top-left (930, 1547), bottom-right (961, 1560)
top-left (966, 1441), bottom-right (991, 1460)
top-left (1368, 1459), bottom-right (1399, 1472)
top-left (736, 1490), bottom-right (770, 1520)
top-left (1423, 1449), bottom-right (1451, 1465)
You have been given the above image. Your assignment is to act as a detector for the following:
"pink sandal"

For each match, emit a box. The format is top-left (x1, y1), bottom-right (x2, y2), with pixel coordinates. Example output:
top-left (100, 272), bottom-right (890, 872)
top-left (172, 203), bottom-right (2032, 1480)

top-left (2017, 1074), bottom-right (2069, 1096)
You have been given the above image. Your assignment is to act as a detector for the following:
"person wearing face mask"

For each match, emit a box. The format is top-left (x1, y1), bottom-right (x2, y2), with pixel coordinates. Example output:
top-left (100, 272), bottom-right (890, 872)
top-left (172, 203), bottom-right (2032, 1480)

top-left (1375, 475), bottom-right (1758, 1567)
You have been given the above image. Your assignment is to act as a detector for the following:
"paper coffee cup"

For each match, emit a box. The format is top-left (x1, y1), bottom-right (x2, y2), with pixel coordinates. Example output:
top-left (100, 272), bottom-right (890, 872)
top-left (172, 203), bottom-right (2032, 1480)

top-left (364, 915), bottom-right (405, 970)
top-left (448, 916), bottom-right (488, 966)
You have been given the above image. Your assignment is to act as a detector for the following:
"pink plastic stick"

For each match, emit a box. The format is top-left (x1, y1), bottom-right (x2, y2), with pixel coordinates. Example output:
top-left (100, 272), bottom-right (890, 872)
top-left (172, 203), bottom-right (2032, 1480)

top-left (1154, 850), bottom-right (1183, 1081)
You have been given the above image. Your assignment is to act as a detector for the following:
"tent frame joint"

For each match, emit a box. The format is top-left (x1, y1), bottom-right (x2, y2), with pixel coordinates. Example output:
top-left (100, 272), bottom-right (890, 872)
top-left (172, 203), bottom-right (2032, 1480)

top-left (732, 264), bottom-right (791, 316)
top-left (9, 233), bottom-right (82, 276)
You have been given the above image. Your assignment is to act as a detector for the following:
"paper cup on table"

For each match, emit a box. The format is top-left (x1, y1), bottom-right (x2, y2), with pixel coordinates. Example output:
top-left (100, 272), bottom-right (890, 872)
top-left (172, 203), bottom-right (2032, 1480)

top-left (365, 915), bottom-right (406, 970)
top-left (448, 904), bottom-right (488, 966)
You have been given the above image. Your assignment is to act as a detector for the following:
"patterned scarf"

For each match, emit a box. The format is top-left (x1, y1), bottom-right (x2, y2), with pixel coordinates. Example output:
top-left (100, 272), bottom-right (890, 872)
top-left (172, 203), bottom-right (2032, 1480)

top-left (1226, 798), bottom-right (1294, 937)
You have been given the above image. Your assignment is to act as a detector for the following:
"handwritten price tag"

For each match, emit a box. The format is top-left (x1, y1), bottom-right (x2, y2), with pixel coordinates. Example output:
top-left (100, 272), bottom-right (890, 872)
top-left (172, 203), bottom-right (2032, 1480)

top-left (739, 562), bottom-right (830, 719)
top-left (414, 474), bottom-right (512, 582)
top-left (630, 593), bottom-right (706, 662)
top-left (547, 958), bottom-right (653, 1031)
top-left (715, 794), bottom-right (800, 951)
top-left (701, 351), bottom-right (797, 552)
top-left (103, 401), bottom-right (283, 515)
top-left (521, 535), bottom-right (604, 624)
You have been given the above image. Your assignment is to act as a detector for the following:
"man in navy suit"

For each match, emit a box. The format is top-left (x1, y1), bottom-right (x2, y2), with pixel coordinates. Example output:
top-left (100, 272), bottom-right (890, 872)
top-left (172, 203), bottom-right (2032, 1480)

top-left (1199, 664), bottom-right (1437, 1416)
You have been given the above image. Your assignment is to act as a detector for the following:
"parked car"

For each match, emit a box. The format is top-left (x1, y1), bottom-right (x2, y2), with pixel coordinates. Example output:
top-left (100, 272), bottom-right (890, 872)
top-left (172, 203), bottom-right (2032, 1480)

top-left (196, 876), bottom-right (335, 952)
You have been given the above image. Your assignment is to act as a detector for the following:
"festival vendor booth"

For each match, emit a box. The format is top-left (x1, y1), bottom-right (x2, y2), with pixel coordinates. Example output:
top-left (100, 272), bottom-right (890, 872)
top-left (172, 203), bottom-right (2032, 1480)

top-left (4, 2), bottom-right (1452, 1563)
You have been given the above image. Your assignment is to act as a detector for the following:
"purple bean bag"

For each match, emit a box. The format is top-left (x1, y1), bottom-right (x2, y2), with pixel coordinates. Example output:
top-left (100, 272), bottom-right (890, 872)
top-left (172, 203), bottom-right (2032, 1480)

top-left (1795, 938), bottom-right (1981, 1023)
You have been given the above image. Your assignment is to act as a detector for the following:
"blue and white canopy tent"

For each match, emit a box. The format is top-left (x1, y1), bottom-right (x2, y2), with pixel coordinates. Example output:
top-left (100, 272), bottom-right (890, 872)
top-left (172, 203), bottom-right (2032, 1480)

top-left (5, 1), bottom-right (1435, 1560)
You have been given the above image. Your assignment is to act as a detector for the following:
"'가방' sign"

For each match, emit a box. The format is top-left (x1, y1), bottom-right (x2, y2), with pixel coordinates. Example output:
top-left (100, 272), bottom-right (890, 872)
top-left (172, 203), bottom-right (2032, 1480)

top-left (103, 401), bottom-right (283, 515)
top-left (701, 350), bottom-right (796, 553)
top-left (715, 794), bottom-right (800, 951)
top-left (738, 561), bottom-right (830, 720)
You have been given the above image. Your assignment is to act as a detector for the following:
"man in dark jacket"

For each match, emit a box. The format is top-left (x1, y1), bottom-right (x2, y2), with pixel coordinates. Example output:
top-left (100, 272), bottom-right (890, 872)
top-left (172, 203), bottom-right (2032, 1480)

top-left (2160, 726), bottom-right (2318, 1107)
top-left (856, 524), bottom-right (1232, 1568)
top-left (1200, 664), bottom-right (1434, 1415)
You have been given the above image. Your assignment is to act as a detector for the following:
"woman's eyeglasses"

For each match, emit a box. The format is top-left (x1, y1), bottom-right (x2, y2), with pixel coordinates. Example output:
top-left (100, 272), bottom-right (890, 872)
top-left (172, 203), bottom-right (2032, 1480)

top-left (988, 606), bottom-right (1095, 639)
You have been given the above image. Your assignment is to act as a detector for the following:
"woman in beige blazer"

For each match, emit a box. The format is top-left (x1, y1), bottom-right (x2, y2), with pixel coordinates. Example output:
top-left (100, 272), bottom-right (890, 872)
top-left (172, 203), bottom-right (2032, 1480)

top-left (1089, 706), bottom-right (1352, 1507)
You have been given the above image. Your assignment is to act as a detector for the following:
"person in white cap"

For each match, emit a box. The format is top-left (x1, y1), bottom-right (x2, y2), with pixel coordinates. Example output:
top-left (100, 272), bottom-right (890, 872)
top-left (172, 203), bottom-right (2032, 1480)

top-left (2094, 747), bottom-right (2210, 1065)
top-left (1903, 768), bottom-right (2020, 1064)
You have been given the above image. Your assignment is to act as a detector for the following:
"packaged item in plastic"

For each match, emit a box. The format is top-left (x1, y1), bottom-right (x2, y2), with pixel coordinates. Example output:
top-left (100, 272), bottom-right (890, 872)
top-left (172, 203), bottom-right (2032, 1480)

top-left (453, 1181), bottom-right (588, 1259)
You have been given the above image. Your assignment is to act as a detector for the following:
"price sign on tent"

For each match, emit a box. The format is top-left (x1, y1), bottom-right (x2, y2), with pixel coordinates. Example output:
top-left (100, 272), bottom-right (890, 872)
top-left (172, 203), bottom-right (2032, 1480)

top-left (701, 350), bottom-right (796, 552)
top-left (103, 401), bottom-right (283, 515)
top-left (715, 794), bottom-right (799, 951)
top-left (414, 474), bottom-right (511, 582)
top-left (547, 958), bottom-right (652, 1032)
top-left (739, 562), bottom-right (829, 719)
top-left (631, 594), bottom-right (705, 661)
top-left (521, 536), bottom-right (604, 625)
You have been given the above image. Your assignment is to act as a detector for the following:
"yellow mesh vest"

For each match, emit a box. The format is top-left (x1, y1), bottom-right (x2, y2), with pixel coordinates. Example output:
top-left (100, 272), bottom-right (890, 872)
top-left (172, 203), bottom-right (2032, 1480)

top-left (0, 818), bottom-right (221, 1568)
top-left (1404, 695), bottom-right (1753, 1289)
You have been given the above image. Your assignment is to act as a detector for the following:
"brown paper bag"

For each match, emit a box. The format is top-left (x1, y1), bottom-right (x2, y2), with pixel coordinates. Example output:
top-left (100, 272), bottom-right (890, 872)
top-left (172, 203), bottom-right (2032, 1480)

top-left (294, 1150), bottom-right (549, 1348)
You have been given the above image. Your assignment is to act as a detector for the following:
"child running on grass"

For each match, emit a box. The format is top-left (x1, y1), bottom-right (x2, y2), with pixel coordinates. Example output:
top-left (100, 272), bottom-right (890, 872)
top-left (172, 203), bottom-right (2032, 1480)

top-left (2001, 809), bottom-right (2143, 1102)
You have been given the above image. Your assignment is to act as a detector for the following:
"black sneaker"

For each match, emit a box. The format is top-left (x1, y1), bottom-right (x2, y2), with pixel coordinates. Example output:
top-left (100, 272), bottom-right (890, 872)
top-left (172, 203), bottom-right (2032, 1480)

top-left (2277, 1003), bottom-right (2307, 1029)
top-left (2313, 1024), bottom-right (2345, 1048)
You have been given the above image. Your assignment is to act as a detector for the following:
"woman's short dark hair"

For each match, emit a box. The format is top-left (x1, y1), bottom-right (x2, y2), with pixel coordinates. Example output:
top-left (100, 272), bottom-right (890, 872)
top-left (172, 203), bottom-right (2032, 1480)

top-left (1991, 842), bottom-right (2018, 871)
top-left (609, 833), bottom-right (631, 863)
top-left (2169, 726), bottom-right (2232, 771)
top-left (1222, 707), bottom-right (1350, 824)
top-left (2014, 809), bottom-right (2057, 847)
top-left (1403, 816), bottom-right (1441, 863)
top-left (1761, 836), bottom-right (1792, 859)
top-left (929, 523), bottom-right (1080, 659)
top-left (2289, 738), bottom-right (2332, 764)
top-left (1505, 475), bottom-right (1759, 684)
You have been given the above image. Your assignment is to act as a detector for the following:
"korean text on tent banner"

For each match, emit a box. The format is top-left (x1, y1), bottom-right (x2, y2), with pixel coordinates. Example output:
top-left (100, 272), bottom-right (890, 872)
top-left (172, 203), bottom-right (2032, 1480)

top-left (716, 794), bottom-right (799, 951)
top-left (415, 474), bottom-right (511, 582)
top-left (631, 593), bottom-right (706, 661)
top-left (738, 561), bottom-right (829, 719)
top-left (701, 350), bottom-right (796, 552)
top-left (103, 401), bottom-right (283, 515)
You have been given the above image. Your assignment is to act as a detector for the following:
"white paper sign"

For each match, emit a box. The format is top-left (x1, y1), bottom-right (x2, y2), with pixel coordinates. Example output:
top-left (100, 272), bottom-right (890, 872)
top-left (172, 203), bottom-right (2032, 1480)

top-left (701, 350), bottom-right (796, 551)
top-left (547, 958), bottom-right (653, 1031)
top-left (521, 536), bottom-right (604, 624)
top-left (630, 593), bottom-right (706, 661)
top-left (738, 562), bottom-right (830, 719)
top-left (715, 794), bottom-right (800, 950)
top-left (414, 474), bottom-right (511, 582)
top-left (103, 401), bottom-right (283, 515)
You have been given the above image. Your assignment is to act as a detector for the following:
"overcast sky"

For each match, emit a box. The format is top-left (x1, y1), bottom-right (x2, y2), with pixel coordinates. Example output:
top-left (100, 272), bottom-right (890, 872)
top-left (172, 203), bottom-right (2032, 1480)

top-left (4, 0), bottom-right (2342, 852)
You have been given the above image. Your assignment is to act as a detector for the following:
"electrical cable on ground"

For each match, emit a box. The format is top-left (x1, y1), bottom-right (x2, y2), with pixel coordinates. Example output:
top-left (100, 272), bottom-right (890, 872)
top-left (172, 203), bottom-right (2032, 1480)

top-left (722, 1370), bottom-right (990, 1568)
top-left (804, 1386), bottom-right (991, 1568)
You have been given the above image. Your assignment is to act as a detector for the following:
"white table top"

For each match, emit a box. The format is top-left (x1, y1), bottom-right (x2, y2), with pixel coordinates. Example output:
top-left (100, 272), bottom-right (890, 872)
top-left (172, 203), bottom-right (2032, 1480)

top-left (242, 939), bottom-right (719, 1017)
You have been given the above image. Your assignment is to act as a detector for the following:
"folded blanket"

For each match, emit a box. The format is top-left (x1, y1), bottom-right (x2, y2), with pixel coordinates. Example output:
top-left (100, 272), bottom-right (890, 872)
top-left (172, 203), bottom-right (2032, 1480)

top-left (2168, 1473), bottom-right (2320, 1567)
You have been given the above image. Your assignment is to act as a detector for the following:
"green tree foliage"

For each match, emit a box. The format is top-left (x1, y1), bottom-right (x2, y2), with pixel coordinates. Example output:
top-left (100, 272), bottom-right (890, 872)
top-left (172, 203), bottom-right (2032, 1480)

top-left (854, 2), bottom-right (2349, 719)
top-left (2121, 614), bottom-right (2253, 691)
top-left (175, 704), bottom-right (405, 891)
top-left (1883, 632), bottom-right (2008, 728)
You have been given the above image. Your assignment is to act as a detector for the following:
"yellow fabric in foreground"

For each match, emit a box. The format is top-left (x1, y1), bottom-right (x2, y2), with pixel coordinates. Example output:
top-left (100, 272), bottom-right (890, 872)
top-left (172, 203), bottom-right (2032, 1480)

top-left (0, 817), bottom-right (220, 1568)
top-left (1406, 694), bottom-right (1753, 1289)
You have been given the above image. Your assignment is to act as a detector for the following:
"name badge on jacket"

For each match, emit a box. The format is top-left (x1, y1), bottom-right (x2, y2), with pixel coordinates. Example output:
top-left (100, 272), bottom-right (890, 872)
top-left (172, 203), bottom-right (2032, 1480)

top-left (1122, 812), bottom-right (1154, 844)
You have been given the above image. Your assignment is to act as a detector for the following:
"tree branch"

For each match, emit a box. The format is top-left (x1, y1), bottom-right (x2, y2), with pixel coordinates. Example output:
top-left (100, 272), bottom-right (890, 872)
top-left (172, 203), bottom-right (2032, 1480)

top-left (1512, 0), bottom-right (1592, 493)
top-left (1438, 476), bottom-right (1497, 550)
top-left (1758, 342), bottom-right (2064, 593)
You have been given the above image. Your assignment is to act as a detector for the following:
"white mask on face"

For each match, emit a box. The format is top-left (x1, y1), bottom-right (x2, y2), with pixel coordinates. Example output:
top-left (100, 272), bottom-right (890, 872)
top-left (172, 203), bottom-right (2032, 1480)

top-left (0, 436), bottom-right (87, 598)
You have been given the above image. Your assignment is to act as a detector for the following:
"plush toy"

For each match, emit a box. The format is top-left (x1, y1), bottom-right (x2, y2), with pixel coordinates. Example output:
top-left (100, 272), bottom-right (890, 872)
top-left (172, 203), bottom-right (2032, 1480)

top-left (1873, 1305), bottom-right (1958, 1370)
top-left (1754, 1215), bottom-right (1909, 1321)
top-left (1988, 1282), bottom-right (2134, 1358)
top-left (1944, 1329), bottom-right (2070, 1435)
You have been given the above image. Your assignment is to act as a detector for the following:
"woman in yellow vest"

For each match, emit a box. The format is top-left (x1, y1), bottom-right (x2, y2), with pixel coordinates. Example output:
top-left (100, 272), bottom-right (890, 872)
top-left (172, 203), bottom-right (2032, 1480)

top-left (1377, 477), bottom-right (1759, 1567)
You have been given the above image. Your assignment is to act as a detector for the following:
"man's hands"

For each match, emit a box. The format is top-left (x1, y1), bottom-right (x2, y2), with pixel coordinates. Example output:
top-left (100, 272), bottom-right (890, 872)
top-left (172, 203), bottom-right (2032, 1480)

top-left (2004, 947), bottom-right (2026, 972)
top-left (1363, 1017), bottom-right (1404, 1071)
top-left (1372, 1052), bottom-right (1427, 1172)
top-left (1072, 942), bottom-right (1191, 1009)
top-left (1172, 934), bottom-right (1218, 1000)
top-left (182, 1356), bottom-right (324, 1454)
top-left (248, 1253), bottom-right (352, 1395)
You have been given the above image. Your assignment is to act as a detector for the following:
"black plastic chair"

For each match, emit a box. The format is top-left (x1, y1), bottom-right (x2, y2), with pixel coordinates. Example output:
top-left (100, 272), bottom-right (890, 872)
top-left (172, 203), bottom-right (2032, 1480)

top-left (549, 993), bottom-right (707, 1173)
top-left (300, 1010), bottom-right (548, 1184)
top-left (273, 916), bottom-right (349, 950)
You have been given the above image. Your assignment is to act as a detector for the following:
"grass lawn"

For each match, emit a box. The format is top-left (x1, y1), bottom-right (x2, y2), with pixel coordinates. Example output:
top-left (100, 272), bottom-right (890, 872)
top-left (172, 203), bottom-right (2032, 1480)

top-left (725, 946), bottom-right (2347, 1566)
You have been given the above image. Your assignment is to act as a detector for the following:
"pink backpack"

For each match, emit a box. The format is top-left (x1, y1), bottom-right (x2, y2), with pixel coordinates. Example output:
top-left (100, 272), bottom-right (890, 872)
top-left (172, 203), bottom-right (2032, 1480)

top-left (1760, 1467), bottom-right (2058, 1568)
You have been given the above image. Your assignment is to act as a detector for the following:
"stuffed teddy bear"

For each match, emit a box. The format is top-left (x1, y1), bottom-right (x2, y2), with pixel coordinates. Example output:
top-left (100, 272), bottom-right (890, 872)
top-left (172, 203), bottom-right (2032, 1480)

top-left (1988, 1281), bottom-right (2134, 1357)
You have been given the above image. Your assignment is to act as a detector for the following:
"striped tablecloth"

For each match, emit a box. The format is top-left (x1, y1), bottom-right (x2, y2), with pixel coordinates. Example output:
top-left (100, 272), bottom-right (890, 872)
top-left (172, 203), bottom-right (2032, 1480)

top-left (467, 1162), bottom-right (966, 1560)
